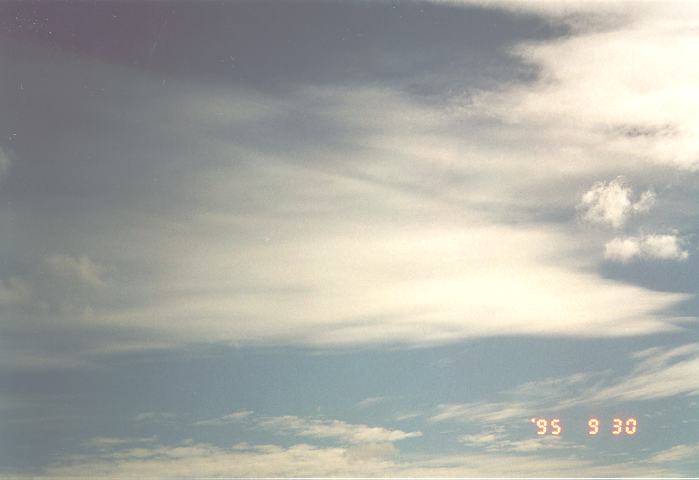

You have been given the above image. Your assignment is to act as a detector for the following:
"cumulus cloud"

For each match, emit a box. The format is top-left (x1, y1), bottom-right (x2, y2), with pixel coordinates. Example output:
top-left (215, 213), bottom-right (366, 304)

top-left (578, 177), bottom-right (655, 229)
top-left (604, 233), bottom-right (689, 262)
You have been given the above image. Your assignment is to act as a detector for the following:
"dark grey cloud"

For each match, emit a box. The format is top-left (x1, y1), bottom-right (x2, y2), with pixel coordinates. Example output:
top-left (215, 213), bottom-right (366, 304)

top-left (0, 0), bottom-right (564, 95)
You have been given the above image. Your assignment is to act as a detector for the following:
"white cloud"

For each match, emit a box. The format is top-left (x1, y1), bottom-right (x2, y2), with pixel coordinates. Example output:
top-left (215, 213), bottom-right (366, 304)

top-left (132, 412), bottom-right (177, 423)
top-left (93, 204), bottom-right (690, 346)
top-left (5, 32), bottom-right (696, 360)
top-left (41, 439), bottom-right (676, 478)
top-left (470, 2), bottom-right (699, 171)
top-left (431, 401), bottom-right (534, 424)
top-left (459, 429), bottom-right (577, 453)
top-left (605, 233), bottom-right (689, 262)
top-left (649, 441), bottom-right (699, 464)
top-left (604, 236), bottom-right (642, 262)
top-left (431, 344), bottom-right (699, 423)
top-left (84, 436), bottom-right (157, 449)
top-left (193, 411), bottom-right (420, 445)
top-left (590, 344), bottom-right (699, 402)
top-left (357, 396), bottom-right (386, 408)
top-left (45, 254), bottom-right (105, 287)
top-left (255, 415), bottom-right (421, 445)
top-left (578, 177), bottom-right (655, 229)
top-left (194, 409), bottom-right (253, 426)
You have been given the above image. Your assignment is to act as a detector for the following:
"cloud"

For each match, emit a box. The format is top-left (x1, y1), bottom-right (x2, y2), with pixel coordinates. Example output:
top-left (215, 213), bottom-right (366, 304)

top-left (470, 2), bottom-right (699, 171)
top-left (431, 401), bottom-right (534, 424)
top-left (92, 212), bottom-right (690, 347)
top-left (2, 17), bottom-right (696, 364)
top-left (649, 441), bottom-right (699, 464)
top-left (193, 411), bottom-right (420, 445)
top-left (578, 177), bottom-right (655, 229)
top-left (255, 415), bottom-right (421, 445)
top-left (431, 344), bottom-right (699, 426)
top-left (605, 233), bottom-right (689, 262)
top-left (0, 146), bottom-right (9, 178)
top-left (132, 412), bottom-right (177, 423)
top-left (590, 344), bottom-right (699, 402)
top-left (45, 254), bottom-right (105, 287)
top-left (357, 397), bottom-right (386, 409)
top-left (40, 439), bottom-right (677, 478)
top-left (194, 409), bottom-right (253, 426)
top-left (84, 436), bottom-right (157, 450)
top-left (459, 428), bottom-right (578, 453)
top-left (0, 277), bottom-right (30, 305)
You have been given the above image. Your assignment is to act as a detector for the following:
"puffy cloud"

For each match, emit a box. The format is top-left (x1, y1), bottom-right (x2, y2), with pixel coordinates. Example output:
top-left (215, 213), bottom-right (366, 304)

top-left (578, 177), bottom-right (655, 229)
top-left (604, 234), bottom-right (689, 262)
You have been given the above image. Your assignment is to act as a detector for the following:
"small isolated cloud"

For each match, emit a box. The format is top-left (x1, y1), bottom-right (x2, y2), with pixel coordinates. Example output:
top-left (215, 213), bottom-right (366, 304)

top-left (578, 177), bottom-right (655, 229)
top-left (357, 397), bottom-right (386, 409)
top-left (605, 233), bottom-right (689, 262)
top-left (45, 254), bottom-right (104, 286)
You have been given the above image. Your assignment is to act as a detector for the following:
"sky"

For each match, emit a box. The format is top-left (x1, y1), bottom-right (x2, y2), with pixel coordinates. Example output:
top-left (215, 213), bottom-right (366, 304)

top-left (1, 0), bottom-right (699, 477)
